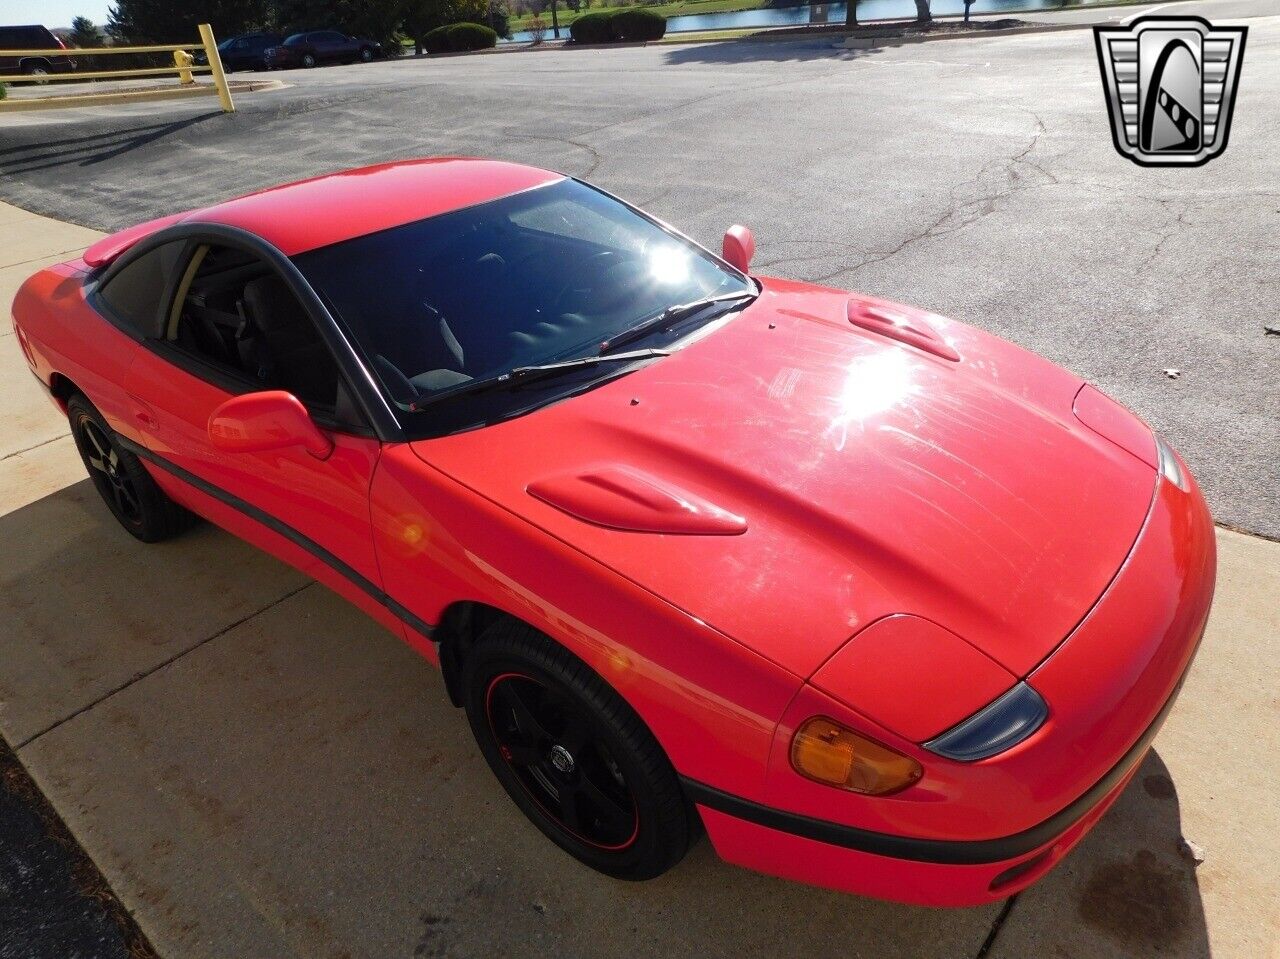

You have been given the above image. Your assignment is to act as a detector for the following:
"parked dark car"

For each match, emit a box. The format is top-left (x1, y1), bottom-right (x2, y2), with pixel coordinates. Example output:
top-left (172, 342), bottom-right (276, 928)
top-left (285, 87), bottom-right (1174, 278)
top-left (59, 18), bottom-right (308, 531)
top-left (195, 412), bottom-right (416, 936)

top-left (195, 32), bottom-right (283, 72)
top-left (264, 31), bottom-right (382, 69)
top-left (0, 25), bottom-right (77, 78)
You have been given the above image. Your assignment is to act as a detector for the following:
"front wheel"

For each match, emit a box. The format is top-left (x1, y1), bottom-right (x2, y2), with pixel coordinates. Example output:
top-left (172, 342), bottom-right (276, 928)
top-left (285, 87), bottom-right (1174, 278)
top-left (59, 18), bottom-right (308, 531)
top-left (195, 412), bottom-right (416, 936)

top-left (68, 395), bottom-right (194, 543)
top-left (302, 53), bottom-right (317, 68)
top-left (463, 619), bottom-right (695, 881)
top-left (359, 47), bottom-right (374, 62)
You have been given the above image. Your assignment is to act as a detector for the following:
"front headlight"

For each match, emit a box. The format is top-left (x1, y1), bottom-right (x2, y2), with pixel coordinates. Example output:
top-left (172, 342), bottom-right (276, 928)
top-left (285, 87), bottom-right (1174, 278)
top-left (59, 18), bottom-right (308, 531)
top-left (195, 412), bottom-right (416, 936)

top-left (1156, 434), bottom-right (1190, 492)
top-left (924, 682), bottom-right (1048, 762)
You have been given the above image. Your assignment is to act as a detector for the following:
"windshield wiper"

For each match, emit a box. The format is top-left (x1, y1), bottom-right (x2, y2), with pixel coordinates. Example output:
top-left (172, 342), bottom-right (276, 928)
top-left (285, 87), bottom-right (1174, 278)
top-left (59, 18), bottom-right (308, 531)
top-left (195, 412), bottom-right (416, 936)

top-left (600, 290), bottom-right (757, 355)
top-left (408, 349), bottom-right (670, 411)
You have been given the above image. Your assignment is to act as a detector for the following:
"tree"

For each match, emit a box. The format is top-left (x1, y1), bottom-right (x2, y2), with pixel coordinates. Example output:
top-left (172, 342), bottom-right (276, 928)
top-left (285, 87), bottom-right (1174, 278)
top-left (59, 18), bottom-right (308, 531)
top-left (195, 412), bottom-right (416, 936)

top-left (106, 0), bottom-right (271, 44)
top-left (844, 0), bottom-right (857, 28)
top-left (399, 0), bottom-right (490, 51)
top-left (913, 0), bottom-right (931, 21)
top-left (271, 0), bottom-right (405, 47)
top-left (69, 16), bottom-right (104, 48)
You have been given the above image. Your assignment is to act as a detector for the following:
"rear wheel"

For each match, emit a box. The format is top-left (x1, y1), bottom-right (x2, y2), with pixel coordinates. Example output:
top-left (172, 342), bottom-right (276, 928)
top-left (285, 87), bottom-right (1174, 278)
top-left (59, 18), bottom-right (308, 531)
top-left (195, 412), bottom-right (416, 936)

top-left (21, 61), bottom-right (51, 84)
top-left (463, 619), bottom-right (695, 880)
top-left (301, 53), bottom-right (317, 68)
top-left (68, 395), bottom-right (194, 543)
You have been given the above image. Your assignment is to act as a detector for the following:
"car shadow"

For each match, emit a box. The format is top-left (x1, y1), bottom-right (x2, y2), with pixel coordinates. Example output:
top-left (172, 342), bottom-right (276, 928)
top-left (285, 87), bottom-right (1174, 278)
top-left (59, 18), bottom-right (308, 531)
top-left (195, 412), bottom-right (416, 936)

top-left (0, 479), bottom-right (1214, 958)
top-left (0, 112), bottom-right (221, 177)
top-left (663, 33), bottom-right (906, 65)
top-left (992, 749), bottom-right (1213, 957)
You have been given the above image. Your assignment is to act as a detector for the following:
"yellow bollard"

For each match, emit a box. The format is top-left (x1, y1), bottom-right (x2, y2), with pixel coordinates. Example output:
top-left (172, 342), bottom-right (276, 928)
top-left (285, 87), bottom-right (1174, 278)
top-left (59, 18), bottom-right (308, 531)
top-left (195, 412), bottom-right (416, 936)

top-left (173, 48), bottom-right (194, 85)
top-left (198, 23), bottom-right (235, 113)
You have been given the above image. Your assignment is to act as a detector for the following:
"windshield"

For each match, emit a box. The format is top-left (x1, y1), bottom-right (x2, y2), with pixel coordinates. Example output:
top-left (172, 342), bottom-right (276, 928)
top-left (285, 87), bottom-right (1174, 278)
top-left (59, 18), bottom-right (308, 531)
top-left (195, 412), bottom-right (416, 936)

top-left (293, 178), bottom-right (753, 416)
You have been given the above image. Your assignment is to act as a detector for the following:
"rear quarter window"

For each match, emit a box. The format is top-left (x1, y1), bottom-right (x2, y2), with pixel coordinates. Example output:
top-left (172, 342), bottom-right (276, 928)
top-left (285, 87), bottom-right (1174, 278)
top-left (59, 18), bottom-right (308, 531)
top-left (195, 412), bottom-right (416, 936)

top-left (97, 242), bottom-right (186, 338)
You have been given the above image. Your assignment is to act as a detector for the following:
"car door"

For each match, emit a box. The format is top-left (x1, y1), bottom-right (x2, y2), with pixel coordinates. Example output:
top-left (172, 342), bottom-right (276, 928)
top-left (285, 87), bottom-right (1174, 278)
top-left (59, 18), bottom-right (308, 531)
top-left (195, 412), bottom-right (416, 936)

top-left (226, 38), bottom-right (250, 69)
top-left (318, 31), bottom-right (349, 61)
top-left (115, 236), bottom-right (401, 635)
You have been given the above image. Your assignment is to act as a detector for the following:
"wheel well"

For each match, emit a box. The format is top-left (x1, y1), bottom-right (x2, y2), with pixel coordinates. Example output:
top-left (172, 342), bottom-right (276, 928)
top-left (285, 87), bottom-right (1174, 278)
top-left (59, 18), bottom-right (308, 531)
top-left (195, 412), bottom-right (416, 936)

top-left (20, 57), bottom-right (52, 72)
top-left (48, 373), bottom-right (82, 412)
top-left (434, 601), bottom-right (527, 707)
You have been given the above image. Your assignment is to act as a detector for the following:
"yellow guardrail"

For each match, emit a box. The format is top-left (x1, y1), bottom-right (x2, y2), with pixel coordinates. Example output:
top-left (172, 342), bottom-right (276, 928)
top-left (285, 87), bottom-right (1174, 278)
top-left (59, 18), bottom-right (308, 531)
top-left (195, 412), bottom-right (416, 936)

top-left (0, 23), bottom-right (234, 113)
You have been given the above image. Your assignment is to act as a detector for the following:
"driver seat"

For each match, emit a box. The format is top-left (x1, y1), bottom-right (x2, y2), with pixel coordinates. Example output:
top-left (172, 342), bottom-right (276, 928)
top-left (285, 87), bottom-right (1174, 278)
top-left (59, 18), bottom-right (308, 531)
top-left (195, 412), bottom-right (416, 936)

top-left (241, 275), bottom-right (338, 406)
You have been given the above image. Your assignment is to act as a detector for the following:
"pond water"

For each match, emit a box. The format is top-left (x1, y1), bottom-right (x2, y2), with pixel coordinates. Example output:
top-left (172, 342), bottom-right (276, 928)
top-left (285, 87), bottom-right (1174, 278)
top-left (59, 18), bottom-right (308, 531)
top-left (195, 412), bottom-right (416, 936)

top-left (504, 0), bottom-right (1113, 42)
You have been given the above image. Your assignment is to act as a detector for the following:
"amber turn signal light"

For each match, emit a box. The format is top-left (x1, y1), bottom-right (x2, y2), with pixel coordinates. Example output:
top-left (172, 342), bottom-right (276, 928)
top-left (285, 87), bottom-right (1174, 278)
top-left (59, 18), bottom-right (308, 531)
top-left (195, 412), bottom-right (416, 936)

top-left (791, 717), bottom-right (923, 795)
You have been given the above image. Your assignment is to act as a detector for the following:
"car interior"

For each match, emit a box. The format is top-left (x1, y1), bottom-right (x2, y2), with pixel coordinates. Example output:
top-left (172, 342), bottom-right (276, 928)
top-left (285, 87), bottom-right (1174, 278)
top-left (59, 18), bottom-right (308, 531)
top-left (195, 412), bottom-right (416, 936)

top-left (311, 213), bottom-right (683, 408)
top-left (166, 244), bottom-right (341, 410)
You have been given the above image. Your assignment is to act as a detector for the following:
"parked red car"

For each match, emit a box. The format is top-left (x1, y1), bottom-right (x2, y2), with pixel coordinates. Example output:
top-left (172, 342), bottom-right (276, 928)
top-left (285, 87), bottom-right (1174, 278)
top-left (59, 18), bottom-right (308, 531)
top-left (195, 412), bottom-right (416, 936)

top-left (10, 159), bottom-right (1215, 906)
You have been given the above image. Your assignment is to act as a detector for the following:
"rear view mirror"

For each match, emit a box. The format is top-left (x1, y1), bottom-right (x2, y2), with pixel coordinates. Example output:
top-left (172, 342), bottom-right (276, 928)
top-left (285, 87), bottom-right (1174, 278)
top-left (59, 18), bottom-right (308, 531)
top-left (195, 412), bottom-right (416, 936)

top-left (208, 391), bottom-right (333, 460)
top-left (722, 225), bottom-right (755, 274)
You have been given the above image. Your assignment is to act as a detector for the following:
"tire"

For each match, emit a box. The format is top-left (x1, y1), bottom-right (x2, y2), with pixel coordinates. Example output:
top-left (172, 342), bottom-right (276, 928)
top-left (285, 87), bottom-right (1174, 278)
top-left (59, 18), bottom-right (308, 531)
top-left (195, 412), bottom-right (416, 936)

top-left (359, 46), bottom-right (374, 62)
top-left (463, 619), bottom-right (695, 881)
top-left (21, 61), bottom-right (51, 84)
top-left (67, 395), bottom-right (195, 543)
top-left (302, 53), bottom-right (317, 68)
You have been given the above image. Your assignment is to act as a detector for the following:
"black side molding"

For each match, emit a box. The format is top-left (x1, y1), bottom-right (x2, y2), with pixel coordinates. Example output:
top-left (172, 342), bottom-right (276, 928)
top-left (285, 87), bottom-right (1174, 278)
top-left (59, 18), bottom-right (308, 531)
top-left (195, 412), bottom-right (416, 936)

top-left (682, 662), bottom-right (1193, 866)
top-left (118, 437), bottom-right (435, 640)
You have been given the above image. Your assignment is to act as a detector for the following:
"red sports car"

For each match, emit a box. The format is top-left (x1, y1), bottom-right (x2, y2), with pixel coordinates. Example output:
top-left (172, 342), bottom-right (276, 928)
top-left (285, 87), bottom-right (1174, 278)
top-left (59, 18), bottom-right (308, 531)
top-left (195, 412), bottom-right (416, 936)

top-left (11, 159), bottom-right (1215, 906)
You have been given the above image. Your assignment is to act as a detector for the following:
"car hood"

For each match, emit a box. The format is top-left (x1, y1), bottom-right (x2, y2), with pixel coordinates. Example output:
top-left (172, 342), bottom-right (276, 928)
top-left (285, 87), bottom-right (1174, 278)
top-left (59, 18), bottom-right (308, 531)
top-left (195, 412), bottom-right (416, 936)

top-left (414, 278), bottom-right (1156, 679)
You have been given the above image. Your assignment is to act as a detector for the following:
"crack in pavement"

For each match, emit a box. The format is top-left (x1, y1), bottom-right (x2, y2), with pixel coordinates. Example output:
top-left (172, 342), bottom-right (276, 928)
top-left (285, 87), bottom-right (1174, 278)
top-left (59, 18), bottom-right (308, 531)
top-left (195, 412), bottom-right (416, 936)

top-left (503, 130), bottom-right (603, 178)
top-left (14, 581), bottom-right (315, 751)
top-left (1, 433), bottom-right (69, 461)
top-left (975, 894), bottom-right (1021, 959)
top-left (812, 111), bottom-right (1053, 283)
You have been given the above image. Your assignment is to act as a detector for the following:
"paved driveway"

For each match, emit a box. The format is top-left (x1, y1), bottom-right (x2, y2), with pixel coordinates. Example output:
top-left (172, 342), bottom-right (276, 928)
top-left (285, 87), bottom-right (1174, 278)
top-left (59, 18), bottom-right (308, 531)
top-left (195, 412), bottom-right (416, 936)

top-left (0, 0), bottom-right (1276, 537)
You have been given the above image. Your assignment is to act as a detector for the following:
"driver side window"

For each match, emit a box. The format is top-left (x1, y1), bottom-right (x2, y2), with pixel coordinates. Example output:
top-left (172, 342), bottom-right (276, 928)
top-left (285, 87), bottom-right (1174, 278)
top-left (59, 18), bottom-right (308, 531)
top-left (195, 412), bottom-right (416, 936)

top-left (166, 244), bottom-right (340, 410)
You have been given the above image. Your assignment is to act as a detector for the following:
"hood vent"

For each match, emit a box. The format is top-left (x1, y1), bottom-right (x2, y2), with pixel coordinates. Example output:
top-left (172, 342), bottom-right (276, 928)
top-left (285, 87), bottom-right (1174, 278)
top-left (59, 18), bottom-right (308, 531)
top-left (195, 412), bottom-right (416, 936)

top-left (528, 466), bottom-right (747, 535)
top-left (848, 298), bottom-right (960, 362)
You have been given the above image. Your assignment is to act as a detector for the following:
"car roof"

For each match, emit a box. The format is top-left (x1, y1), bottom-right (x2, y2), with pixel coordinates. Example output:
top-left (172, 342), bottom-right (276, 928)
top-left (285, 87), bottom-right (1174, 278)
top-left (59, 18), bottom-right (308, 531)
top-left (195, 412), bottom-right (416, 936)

top-left (185, 158), bottom-right (565, 256)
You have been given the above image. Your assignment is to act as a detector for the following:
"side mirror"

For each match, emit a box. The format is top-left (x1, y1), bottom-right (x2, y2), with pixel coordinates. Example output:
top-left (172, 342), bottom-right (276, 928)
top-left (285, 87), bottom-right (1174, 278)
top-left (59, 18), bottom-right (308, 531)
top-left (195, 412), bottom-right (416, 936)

top-left (208, 391), bottom-right (333, 460)
top-left (722, 225), bottom-right (755, 274)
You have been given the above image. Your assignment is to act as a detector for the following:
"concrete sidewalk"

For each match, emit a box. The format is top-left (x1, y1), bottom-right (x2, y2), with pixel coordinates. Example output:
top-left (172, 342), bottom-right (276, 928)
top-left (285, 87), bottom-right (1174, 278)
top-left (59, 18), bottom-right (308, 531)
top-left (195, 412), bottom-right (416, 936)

top-left (1, 200), bottom-right (1277, 958)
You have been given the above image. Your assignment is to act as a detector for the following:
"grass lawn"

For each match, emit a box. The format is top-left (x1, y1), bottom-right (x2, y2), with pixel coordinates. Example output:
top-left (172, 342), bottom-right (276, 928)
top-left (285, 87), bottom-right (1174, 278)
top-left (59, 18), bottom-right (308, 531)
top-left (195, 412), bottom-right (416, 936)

top-left (504, 0), bottom-right (771, 33)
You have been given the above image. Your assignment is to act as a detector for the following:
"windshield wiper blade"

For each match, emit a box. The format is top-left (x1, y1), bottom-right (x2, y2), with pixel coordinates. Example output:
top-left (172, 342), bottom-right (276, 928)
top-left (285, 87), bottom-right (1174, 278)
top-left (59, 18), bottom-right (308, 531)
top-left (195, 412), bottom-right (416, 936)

top-left (600, 290), bottom-right (757, 355)
top-left (408, 349), bottom-right (669, 411)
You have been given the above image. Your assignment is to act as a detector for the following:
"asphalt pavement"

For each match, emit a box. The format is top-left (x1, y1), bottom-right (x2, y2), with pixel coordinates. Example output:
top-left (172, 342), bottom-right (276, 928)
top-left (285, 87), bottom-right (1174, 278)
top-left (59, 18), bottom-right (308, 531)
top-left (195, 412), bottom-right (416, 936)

top-left (0, 0), bottom-right (1276, 536)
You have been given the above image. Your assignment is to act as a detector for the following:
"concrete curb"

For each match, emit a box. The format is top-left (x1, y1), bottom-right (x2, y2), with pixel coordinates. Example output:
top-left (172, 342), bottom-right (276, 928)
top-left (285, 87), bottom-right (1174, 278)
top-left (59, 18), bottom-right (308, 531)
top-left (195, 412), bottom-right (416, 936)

top-left (0, 78), bottom-right (284, 113)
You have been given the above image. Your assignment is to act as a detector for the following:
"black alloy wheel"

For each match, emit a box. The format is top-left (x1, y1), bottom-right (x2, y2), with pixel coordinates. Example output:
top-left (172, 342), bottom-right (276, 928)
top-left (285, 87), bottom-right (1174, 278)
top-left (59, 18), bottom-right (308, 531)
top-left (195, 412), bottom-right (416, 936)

top-left (68, 395), bottom-right (194, 542)
top-left (464, 619), bottom-right (695, 880)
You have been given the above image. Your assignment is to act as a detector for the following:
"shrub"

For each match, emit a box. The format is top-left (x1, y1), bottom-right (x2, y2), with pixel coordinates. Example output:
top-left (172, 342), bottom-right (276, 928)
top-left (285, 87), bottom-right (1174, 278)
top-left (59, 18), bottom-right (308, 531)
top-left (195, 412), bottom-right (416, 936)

top-left (609, 8), bottom-right (666, 40)
top-left (569, 10), bottom-right (612, 42)
top-left (0, 81), bottom-right (6, 101)
top-left (447, 22), bottom-right (498, 49)
top-left (527, 13), bottom-right (547, 43)
top-left (422, 24), bottom-right (453, 52)
top-left (424, 22), bottom-right (498, 51)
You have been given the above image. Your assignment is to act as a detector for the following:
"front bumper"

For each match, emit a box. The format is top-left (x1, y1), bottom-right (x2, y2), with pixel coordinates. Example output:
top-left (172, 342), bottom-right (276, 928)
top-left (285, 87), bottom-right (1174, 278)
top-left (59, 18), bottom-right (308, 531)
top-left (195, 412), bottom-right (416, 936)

top-left (693, 462), bottom-right (1215, 905)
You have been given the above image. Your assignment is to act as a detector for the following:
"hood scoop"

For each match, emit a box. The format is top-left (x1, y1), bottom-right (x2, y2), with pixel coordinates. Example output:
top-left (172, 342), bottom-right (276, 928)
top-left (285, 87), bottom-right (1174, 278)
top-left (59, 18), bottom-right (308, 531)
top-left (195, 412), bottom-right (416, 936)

top-left (847, 297), bottom-right (960, 362)
top-left (528, 466), bottom-right (747, 535)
